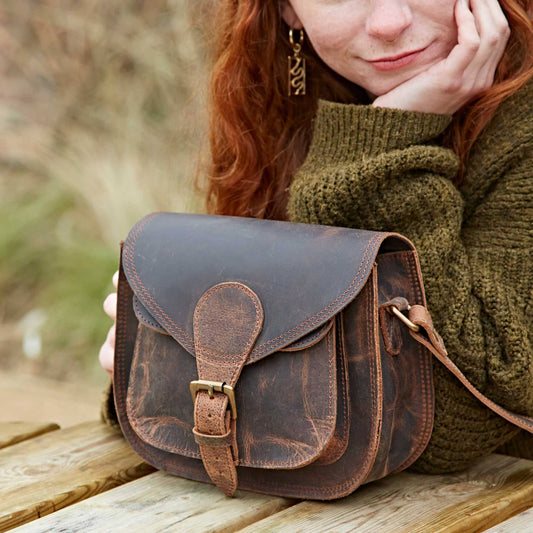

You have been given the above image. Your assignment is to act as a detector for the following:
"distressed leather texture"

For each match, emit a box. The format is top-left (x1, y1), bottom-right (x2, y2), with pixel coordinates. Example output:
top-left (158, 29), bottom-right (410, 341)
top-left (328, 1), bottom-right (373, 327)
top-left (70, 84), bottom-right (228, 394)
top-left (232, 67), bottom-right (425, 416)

top-left (114, 212), bottom-right (435, 500)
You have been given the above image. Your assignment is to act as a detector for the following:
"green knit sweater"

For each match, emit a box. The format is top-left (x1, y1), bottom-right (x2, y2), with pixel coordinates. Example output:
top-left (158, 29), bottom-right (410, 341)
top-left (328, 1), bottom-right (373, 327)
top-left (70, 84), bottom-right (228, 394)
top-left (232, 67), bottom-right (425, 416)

top-left (287, 80), bottom-right (533, 473)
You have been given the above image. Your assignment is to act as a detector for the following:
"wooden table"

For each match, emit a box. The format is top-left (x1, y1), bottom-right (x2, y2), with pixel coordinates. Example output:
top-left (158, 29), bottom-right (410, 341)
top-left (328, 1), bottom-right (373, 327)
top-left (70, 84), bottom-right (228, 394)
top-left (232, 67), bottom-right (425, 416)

top-left (1, 421), bottom-right (532, 532)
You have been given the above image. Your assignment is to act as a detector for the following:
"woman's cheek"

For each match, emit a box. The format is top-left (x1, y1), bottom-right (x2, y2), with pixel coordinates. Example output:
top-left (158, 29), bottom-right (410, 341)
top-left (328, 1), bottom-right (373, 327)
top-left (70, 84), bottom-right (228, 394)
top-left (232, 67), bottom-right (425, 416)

top-left (420, 1), bottom-right (458, 46)
top-left (308, 32), bottom-right (352, 73)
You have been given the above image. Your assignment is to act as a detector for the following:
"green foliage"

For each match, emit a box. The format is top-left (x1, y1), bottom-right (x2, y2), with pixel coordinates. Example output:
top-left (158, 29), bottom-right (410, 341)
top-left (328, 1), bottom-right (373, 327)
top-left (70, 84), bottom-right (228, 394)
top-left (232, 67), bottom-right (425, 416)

top-left (0, 0), bottom-right (210, 382)
top-left (0, 169), bottom-right (116, 379)
top-left (0, 170), bottom-right (72, 308)
top-left (40, 237), bottom-right (118, 379)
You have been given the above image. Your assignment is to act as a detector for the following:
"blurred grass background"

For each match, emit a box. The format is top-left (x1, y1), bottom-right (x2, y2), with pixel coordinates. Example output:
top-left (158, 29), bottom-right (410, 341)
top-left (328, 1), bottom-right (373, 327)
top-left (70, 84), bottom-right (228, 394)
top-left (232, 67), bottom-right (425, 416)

top-left (1, 0), bottom-right (215, 388)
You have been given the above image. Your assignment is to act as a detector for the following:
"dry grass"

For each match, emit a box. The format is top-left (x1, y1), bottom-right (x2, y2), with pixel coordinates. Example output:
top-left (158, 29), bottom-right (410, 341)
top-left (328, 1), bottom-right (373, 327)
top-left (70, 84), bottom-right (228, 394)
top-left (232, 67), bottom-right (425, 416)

top-left (0, 0), bottom-right (215, 383)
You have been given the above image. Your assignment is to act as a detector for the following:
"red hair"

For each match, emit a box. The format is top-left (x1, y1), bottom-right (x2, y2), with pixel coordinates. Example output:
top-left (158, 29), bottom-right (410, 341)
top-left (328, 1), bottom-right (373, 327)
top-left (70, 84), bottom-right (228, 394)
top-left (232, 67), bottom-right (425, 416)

top-left (202, 0), bottom-right (533, 220)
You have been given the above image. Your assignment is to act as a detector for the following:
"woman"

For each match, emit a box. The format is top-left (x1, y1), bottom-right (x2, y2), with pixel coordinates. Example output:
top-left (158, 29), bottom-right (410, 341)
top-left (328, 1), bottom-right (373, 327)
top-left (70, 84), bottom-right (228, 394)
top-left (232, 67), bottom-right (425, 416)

top-left (100, 0), bottom-right (533, 473)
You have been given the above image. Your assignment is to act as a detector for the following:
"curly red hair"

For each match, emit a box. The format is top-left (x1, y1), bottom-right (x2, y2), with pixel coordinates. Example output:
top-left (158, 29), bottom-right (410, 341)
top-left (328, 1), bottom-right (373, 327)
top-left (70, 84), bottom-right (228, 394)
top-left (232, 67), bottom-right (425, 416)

top-left (202, 0), bottom-right (533, 220)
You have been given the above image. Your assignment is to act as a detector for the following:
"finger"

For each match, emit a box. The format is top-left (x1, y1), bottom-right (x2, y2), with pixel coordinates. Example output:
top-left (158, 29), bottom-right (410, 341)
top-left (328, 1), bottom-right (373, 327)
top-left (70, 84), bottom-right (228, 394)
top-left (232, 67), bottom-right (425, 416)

top-left (99, 341), bottom-right (114, 376)
top-left (481, 0), bottom-right (511, 30)
top-left (467, 0), bottom-right (509, 85)
top-left (444, 0), bottom-right (481, 77)
top-left (103, 293), bottom-right (117, 320)
top-left (112, 270), bottom-right (119, 289)
top-left (464, 0), bottom-right (499, 71)
top-left (470, 0), bottom-right (509, 57)
top-left (106, 324), bottom-right (116, 345)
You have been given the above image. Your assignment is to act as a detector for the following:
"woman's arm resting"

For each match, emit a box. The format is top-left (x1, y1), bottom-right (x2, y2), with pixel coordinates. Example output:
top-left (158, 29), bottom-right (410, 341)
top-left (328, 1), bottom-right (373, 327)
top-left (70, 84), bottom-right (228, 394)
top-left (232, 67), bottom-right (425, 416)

top-left (288, 102), bottom-right (533, 472)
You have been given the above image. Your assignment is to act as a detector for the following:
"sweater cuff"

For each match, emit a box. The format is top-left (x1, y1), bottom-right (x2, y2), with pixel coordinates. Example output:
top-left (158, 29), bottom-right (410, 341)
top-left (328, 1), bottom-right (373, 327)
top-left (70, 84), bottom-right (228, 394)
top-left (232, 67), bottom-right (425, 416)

top-left (306, 100), bottom-right (453, 163)
top-left (100, 380), bottom-right (120, 429)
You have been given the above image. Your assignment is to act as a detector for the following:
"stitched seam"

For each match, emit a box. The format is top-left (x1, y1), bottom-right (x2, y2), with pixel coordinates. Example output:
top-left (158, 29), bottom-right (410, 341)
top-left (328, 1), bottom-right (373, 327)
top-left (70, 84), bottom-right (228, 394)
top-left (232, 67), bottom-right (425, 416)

top-left (358, 270), bottom-right (381, 485)
top-left (242, 275), bottom-right (382, 496)
top-left (328, 318), bottom-right (334, 430)
top-left (115, 275), bottom-right (173, 468)
top-left (243, 327), bottom-right (337, 468)
top-left (126, 325), bottom-right (201, 456)
top-left (394, 252), bottom-right (433, 470)
top-left (133, 297), bottom-right (169, 334)
top-left (127, 325), bottom-right (203, 456)
top-left (124, 214), bottom-right (195, 351)
top-left (229, 289), bottom-right (262, 385)
top-left (337, 313), bottom-right (350, 444)
top-left (395, 348), bottom-right (432, 471)
top-left (280, 319), bottom-right (334, 352)
top-left (407, 250), bottom-right (424, 306)
top-left (251, 232), bottom-right (383, 358)
top-left (126, 216), bottom-right (383, 362)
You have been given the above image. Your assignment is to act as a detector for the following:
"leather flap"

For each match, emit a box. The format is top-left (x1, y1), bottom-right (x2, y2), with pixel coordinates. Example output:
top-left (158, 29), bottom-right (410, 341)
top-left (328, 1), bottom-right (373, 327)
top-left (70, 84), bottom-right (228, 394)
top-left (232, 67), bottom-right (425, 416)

top-left (122, 212), bottom-right (412, 362)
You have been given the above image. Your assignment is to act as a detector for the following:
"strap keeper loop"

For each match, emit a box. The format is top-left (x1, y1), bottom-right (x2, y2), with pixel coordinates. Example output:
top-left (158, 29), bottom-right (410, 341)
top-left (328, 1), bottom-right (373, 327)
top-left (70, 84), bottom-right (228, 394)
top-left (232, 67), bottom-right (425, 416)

top-left (192, 426), bottom-right (234, 448)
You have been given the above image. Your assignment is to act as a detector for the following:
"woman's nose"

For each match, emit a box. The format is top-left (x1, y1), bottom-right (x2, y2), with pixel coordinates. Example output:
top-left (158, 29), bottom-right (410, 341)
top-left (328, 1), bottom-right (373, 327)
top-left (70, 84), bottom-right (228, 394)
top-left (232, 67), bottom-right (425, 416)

top-left (365, 0), bottom-right (413, 42)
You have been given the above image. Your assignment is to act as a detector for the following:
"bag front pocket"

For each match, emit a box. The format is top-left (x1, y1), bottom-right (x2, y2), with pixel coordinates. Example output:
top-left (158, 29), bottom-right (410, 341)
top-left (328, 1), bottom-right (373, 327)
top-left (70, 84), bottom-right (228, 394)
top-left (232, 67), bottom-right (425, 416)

top-left (127, 317), bottom-right (344, 469)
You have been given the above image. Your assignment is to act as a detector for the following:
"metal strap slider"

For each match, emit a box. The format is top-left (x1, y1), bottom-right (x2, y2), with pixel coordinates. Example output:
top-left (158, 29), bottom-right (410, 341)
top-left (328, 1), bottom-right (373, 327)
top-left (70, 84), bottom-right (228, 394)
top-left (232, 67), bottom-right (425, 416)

top-left (190, 380), bottom-right (238, 419)
top-left (391, 305), bottom-right (420, 332)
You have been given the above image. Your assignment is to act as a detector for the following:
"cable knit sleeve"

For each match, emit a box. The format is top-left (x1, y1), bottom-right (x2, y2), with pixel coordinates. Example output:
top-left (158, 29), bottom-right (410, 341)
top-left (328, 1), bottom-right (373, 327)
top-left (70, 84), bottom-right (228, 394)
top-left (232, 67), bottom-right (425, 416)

top-left (287, 100), bottom-right (533, 473)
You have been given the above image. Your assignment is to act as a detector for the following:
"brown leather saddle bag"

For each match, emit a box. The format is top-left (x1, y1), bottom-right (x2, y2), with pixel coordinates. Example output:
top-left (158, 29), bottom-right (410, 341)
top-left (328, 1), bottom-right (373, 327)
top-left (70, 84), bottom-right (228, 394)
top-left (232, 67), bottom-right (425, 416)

top-left (113, 212), bottom-right (533, 500)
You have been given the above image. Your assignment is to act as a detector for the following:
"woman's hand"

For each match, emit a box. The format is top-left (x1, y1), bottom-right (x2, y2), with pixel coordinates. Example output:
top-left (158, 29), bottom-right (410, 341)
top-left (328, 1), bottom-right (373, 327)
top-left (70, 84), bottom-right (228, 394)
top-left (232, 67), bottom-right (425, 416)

top-left (372, 0), bottom-right (510, 115)
top-left (99, 271), bottom-right (118, 378)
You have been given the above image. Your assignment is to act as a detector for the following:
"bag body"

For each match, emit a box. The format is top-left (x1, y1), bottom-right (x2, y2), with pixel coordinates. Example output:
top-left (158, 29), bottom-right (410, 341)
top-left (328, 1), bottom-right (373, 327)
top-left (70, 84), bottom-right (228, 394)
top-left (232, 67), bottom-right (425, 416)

top-left (113, 212), bottom-right (438, 500)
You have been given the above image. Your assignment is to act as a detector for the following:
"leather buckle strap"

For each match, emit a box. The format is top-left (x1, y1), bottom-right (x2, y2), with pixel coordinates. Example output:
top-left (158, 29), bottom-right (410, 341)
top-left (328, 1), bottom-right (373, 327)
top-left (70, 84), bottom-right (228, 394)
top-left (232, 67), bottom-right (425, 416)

top-left (192, 282), bottom-right (264, 496)
top-left (190, 380), bottom-right (237, 420)
top-left (383, 298), bottom-right (533, 434)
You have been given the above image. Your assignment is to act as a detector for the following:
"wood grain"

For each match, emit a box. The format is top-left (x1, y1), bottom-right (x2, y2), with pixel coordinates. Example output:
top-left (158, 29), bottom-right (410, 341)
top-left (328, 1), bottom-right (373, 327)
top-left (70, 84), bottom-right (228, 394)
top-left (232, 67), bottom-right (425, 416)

top-left (0, 422), bottom-right (59, 449)
top-left (0, 421), bottom-right (154, 532)
top-left (0, 371), bottom-right (103, 427)
top-left (10, 471), bottom-right (295, 533)
top-left (238, 455), bottom-right (533, 533)
top-left (483, 507), bottom-right (533, 532)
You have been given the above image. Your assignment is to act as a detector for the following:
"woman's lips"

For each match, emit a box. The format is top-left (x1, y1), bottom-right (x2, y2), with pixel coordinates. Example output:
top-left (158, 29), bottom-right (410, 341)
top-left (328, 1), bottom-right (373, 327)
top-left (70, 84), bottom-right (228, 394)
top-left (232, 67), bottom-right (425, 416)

top-left (367, 47), bottom-right (427, 71)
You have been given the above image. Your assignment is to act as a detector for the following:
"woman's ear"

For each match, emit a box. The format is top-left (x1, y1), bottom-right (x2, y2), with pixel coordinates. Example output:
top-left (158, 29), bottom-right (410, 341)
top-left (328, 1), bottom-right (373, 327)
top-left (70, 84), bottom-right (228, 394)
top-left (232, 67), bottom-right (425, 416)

top-left (280, 1), bottom-right (303, 29)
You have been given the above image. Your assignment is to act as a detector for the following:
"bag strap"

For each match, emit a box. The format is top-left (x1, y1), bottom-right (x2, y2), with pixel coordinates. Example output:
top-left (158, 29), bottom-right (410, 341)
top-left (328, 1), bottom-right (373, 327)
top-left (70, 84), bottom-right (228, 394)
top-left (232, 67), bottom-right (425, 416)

top-left (384, 299), bottom-right (533, 433)
top-left (191, 282), bottom-right (264, 496)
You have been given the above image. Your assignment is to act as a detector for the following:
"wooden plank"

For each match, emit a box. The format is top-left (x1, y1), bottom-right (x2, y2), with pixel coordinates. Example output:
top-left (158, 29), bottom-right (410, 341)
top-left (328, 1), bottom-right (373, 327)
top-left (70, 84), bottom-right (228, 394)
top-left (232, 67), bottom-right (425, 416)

top-left (483, 508), bottom-right (533, 532)
top-left (0, 422), bottom-right (59, 449)
top-left (10, 471), bottom-right (296, 533)
top-left (238, 455), bottom-right (533, 533)
top-left (0, 421), bottom-right (154, 532)
top-left (0, 371), bottom-right (103, 428)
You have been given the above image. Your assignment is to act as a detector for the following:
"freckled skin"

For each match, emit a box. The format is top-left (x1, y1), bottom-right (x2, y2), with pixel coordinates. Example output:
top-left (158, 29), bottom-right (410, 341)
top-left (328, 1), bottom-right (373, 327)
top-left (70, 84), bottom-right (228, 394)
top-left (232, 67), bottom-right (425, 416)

top-left (282, 0), bottom-right (458, 97)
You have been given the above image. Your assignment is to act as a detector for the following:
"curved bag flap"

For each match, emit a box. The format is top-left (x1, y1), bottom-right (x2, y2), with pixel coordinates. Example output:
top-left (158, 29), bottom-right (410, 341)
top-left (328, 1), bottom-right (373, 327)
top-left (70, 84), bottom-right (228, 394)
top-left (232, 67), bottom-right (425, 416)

top-left (122, 212), bottom-right (412, 361)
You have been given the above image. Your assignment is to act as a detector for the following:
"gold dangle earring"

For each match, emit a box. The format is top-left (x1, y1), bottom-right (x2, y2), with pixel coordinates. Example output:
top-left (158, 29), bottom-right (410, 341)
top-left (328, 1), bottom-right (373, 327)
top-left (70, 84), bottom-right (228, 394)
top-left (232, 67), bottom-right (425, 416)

top-left (288, 28), bottom-right (306, 96)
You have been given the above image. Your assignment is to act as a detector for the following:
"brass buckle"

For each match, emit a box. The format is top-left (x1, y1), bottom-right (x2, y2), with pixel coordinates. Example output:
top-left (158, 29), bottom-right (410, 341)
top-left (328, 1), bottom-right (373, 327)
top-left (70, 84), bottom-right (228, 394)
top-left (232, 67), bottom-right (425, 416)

top-left (190, 380), bottom-right (238, 419)
top-left (391, 305), bottom-right (420, 332)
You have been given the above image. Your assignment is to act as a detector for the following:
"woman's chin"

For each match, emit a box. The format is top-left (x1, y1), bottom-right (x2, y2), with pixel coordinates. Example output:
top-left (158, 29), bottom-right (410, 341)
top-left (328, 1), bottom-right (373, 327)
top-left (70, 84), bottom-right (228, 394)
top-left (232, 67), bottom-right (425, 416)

top-left (358, 68), bottom-right (427, 100)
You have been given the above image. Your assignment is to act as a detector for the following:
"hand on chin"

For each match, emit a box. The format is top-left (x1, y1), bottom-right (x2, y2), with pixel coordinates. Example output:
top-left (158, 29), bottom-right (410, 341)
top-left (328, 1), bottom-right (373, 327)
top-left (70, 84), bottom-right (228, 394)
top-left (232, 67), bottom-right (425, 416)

top-left (371, 0), bottom-right (510, 115)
